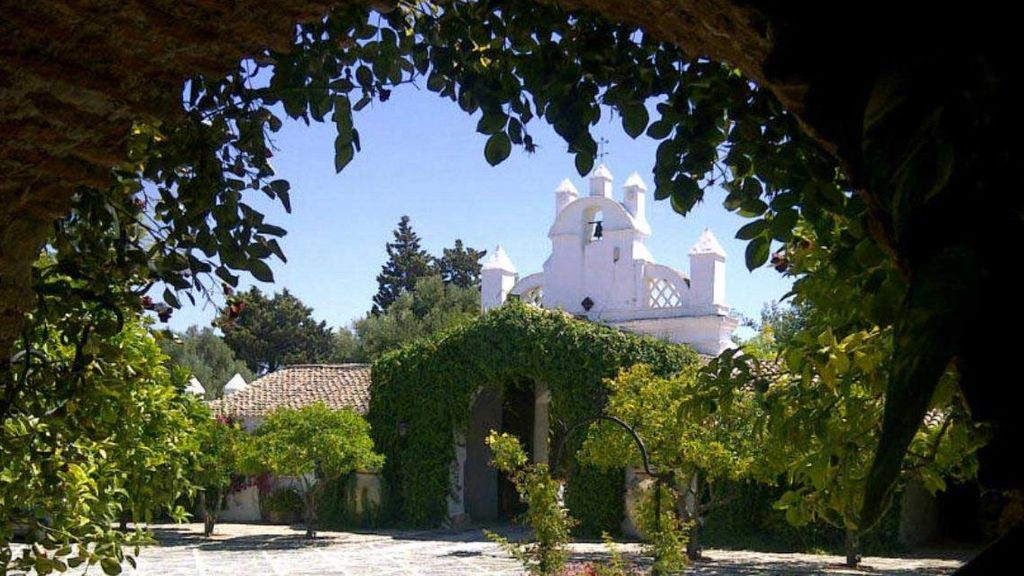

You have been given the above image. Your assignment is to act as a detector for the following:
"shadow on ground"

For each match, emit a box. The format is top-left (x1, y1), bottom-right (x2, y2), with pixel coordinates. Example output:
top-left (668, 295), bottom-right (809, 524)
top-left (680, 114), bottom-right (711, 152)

top-left (146, 524), bottom-right (964, 575)
top-left (152, 525), bottom-right (337, 551)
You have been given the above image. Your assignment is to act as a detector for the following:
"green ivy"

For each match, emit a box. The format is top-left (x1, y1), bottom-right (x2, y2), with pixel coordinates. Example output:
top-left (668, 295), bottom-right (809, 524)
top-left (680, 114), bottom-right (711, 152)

top-left (367, 300), bottom-right (698, 526)
top-left (318, 473), bottom-right (385, 529)
top-left (564, 465), bottom-right (625, 537)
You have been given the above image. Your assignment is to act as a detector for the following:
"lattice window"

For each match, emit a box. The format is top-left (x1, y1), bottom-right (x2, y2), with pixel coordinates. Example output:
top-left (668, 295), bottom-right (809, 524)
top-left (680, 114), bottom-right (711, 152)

top-left (648, 278), bottom-right (682, 309)
top-left (522, 287), bottom-right (544, 308)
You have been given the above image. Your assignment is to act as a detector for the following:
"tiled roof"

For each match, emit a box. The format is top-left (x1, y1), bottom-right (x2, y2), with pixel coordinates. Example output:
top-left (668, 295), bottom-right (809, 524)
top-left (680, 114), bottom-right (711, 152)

top-left (210, 364), bottom-right (372, 419)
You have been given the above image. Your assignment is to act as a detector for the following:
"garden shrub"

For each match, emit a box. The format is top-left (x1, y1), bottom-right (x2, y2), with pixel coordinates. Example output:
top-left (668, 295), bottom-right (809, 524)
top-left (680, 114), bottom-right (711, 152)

top-left (701, 479), bottom-right (903, 555)
top-left (319, 473), bottom-right (385, 529)
top-left (262, 487), bottom-right (303, 524)
top-left (565, 465), bottom-right (624, 538)
top-left (485, 431), bottom-right (574, 576)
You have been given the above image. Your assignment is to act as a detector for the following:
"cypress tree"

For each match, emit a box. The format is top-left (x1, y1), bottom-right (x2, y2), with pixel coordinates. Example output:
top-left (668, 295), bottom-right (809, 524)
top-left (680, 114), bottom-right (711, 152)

top-left (372, 215), bottom-right (433, 314)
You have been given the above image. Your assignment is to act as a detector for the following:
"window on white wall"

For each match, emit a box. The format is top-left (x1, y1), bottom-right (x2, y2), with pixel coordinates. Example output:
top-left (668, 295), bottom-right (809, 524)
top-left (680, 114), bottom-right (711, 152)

top-left (648, 277), bottom-right (682, 309)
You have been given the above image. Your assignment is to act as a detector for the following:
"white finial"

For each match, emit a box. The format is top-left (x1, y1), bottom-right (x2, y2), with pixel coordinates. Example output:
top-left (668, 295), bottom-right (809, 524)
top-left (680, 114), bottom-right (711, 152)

top-left (689, 228), bottom-right (727, 258)
top-left (623, 171), bottom-right (647, 192)
top-left (482, 245), bottom-right (517, 273)
top-left (223, 373), bottom-right (249, 396)
top-left (185, 376), bottom-right (206, 396)
top-left (589, 164), bottom-right (613, 198)
top-left (555, 178), bottom-right (579, 196)
top-left (591, 164), bottom-right (613, 181)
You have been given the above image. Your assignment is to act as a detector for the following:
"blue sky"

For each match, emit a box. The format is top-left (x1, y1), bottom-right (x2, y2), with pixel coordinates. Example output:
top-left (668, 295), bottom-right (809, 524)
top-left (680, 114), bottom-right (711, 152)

top-left (165, 87), bottom-right (792, 333)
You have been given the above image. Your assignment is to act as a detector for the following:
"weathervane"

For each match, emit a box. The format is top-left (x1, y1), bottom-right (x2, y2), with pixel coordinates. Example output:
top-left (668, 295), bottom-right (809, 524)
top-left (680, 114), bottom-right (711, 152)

top-left (597, 136), bottom-right (610, 163)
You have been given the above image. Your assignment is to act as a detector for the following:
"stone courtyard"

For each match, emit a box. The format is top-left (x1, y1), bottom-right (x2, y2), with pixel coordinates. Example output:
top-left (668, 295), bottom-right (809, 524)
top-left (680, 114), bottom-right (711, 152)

top-left (63, 523), bottom-right (966, 575)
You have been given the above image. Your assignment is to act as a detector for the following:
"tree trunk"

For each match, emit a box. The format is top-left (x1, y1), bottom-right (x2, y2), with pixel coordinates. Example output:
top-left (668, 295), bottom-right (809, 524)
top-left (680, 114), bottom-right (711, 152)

top-left (201, 489), bottom-right (220, 537)
top-left (303, 491), bottom-right (317, 539)
top-left (845, 527), bottom-right (861, 567)
top-left (675, 473), bottom-right (702, 561)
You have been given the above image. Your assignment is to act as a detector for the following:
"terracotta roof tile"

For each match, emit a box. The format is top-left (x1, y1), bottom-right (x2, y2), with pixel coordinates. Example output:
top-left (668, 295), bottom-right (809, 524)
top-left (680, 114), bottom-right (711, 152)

top-left (209, 364), bottom-right (371, 418)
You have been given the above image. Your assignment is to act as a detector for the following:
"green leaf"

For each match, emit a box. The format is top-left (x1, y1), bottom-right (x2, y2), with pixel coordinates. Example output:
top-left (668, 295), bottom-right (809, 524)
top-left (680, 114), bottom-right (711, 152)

top-left (355, 65), bottom-right (373, 88)
top-left (484, 133), bottom-right (512, 166)
top-left (735, 219), bottom-right (768, 240)
top-left (476, 111), bottom-right (508, 135)
top-left (744, 237), bottom-right (770, 271)
top-left (575, 151), bottom-right (594, 177)
top-left (100, 557), bottom-right (122, 576)
top-left (333, 95), bottom-right (353, 133)
top-left (334, 137), bottom-right (354, 173)
top-left (670, 189), bottom-right (696, 215)
top-left (854, 238), bottom-right (885, 269)
top-left (216, 267), bottom-right (239, 287)
top-left (621, 102), bottom-right (649, 139)
top-left (163, 288), bottom-right (180, 308)
top-left (426, 73), bottom-right (446, 92)
top-left (738, 198), bottom-right (769, 217)
top-left (258, 224), bottom-right (287, 238)
top-left (507, 117), bottom-right (523, 145)
top-left (249, 259), bottom-right (274, 283)
top-left (770, 209), bottom-right (799, 241)
top-left (353, 95), bottom-right (372, 112)
top-left (668, 175), bottom-right (702, 215)
top-left (645, 119), bottom-right (673, 140)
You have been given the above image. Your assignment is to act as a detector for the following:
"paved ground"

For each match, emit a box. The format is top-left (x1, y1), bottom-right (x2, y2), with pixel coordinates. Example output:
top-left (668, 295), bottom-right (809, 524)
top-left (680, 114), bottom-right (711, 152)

top-left (23, 523), bottom-right (969, 575)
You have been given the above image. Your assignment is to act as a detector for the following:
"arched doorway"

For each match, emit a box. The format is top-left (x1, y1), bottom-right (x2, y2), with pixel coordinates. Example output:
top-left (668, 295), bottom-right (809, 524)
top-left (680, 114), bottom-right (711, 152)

top-left (464, 379), bottom-right (535, 521)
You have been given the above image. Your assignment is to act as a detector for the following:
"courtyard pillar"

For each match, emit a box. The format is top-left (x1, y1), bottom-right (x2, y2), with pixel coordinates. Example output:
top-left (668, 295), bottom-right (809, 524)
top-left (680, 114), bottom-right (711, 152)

top-left (533, 382), bottom-right (551, 465)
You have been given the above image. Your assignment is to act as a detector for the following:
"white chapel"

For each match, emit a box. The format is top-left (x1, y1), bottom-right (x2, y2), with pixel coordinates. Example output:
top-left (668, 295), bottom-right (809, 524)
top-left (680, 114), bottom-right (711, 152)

top-left (480, 165), bottom-right (737, 356)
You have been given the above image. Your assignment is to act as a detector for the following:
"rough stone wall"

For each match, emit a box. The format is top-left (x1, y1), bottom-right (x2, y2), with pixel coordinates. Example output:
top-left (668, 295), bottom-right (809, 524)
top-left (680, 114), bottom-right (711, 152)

top-left (0, 0), bottom-right (345, 355)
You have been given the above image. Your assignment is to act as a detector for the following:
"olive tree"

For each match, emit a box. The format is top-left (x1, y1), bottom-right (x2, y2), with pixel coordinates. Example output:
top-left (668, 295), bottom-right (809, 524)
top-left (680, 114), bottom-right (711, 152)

top-left (243, 403), bottom-right (383, 538)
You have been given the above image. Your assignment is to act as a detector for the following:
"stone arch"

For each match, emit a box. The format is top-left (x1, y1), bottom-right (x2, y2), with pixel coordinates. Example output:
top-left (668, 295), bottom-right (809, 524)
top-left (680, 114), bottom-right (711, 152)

top-left (510, 272), bottom-right (545, 307)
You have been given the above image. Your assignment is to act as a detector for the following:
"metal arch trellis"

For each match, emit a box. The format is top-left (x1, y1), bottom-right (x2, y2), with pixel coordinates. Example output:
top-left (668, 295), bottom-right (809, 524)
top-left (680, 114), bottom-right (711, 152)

top-left (552, 414), bottom-right (673, 537)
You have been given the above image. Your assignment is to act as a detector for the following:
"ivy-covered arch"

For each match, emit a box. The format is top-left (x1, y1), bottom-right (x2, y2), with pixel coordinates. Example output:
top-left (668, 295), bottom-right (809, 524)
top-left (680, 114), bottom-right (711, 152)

top-left (368, 300), bottom-right (699, 526)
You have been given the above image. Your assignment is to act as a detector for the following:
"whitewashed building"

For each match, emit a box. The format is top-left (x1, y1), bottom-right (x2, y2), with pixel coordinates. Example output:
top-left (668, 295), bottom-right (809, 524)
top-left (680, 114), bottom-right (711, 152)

top-left (481, 164), bottom-right (737, 356)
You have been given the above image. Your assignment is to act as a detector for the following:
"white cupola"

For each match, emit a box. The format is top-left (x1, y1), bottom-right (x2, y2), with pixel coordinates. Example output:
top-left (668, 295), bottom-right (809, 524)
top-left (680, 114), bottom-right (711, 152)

top-left (688, 228), bottom-right (728, 310)
top-left (223, 373), bottom-right (249, 396)
top-left (589, 164), bottom-right (613, 198)
top-left (480, 245), bottom-right (518, 311)
top-left (554, 178), bottom-right (579, 215)
top-left (185, 376), bottom-right (206, 396)
top-left (622, 171), bottom-right (648, 227)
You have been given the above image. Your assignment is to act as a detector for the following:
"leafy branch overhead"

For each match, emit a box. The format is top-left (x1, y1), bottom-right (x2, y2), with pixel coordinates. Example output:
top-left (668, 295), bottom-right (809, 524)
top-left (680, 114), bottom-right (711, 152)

top-left (12, 0), bottom-right (1008, 564)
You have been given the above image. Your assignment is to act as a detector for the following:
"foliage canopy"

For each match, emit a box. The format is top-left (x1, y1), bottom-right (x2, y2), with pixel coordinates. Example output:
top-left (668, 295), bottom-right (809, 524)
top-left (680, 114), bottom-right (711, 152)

top-left (218, 287), bottom-right (335, 375)
top-left (3, 0), bottom-right (1014, 569)
top-left (243, 402), bottom-right (384, 537)
top-left (1, 314), bottom-right (204, 574)
top-left (355, 275), bottom-right (480, 360)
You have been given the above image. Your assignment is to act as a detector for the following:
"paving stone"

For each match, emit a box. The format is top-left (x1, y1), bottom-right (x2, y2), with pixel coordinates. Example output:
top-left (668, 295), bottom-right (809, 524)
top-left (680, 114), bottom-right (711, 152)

top-left (11, 523), bottom-right (966, 575)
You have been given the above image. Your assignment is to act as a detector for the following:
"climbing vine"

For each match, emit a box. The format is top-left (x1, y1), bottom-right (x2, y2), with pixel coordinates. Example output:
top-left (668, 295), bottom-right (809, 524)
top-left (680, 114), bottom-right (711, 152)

top-left (367, 300), bottom-right (698, 526)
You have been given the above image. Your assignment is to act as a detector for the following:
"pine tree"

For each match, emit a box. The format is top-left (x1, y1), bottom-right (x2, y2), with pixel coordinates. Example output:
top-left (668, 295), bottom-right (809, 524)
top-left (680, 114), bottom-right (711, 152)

top-left (435, 239), bottom-right (487, 288)
top-left (218, 287), bottom-right (334, 375)
top-left (372, 215), bottom-right (433, 314)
